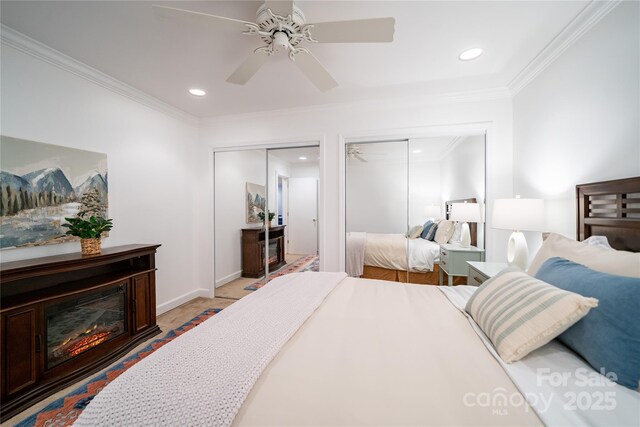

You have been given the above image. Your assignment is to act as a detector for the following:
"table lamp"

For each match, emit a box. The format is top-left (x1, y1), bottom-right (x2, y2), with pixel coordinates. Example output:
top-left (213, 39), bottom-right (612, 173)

top-left (424, 205), bottom-right (442, 221)
top-left (450, 202), bottom-right (481, 247)
top-left (492, 196), bottom-right (545, 269)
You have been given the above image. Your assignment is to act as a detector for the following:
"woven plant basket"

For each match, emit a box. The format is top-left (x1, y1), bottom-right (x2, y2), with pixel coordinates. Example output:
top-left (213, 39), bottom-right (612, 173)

top-left (81, 238), bottom-right (101, 255)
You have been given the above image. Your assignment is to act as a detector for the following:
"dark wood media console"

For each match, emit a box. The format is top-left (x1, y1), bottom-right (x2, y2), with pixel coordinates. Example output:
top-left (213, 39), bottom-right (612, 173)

top-left (0, 244), bottom-right (161, 421)
top-left (241, 226), bottom-right (286, 278)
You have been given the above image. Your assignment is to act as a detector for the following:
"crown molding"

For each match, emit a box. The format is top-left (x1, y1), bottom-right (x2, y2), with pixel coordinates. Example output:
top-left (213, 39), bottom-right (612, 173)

top-left (1, 25), bottom-right (198, 125)
top-left (202, 86), bottom-right (512, 123)
top-left (508, 0), bottom-right (622, 96)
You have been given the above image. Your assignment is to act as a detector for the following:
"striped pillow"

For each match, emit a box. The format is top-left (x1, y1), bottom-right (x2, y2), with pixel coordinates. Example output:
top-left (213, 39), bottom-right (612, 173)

top-left (465, 268), bottom-right (598, 363)
top-left (424, 221), bottom-right (439, 241)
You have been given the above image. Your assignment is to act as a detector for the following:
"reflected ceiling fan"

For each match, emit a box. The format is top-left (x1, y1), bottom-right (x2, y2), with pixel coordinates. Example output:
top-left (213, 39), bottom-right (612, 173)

top-left (154, 1), bottom-right (395, 92)
top-left (346, 145), bottom-right (368, 163)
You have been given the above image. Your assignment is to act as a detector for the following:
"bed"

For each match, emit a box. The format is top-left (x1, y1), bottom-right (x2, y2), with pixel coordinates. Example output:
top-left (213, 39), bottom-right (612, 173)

top-left (347, 198), bottom-right (477, 285)
top-left (75, 178), bottom-right (640, 427)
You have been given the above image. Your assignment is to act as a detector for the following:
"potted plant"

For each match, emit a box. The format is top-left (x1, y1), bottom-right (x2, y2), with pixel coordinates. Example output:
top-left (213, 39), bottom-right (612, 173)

top-left (257, 210), bottom-right (276, 228)
top-left (62, 215), bottom-right (113, 255)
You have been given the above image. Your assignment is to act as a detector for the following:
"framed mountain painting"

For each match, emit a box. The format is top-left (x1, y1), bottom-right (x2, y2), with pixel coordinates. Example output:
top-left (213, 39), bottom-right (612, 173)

top-left (0, 136), bottom-right (108, 249)
top-left (246, 182), bottom-right (265, 224)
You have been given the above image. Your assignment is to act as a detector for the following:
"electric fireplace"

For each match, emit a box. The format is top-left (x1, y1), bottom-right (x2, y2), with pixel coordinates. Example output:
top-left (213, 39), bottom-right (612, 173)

top-left (46, 284), bottom-right (127, 369)
top-left (0, 244), bottom-right (161, 422)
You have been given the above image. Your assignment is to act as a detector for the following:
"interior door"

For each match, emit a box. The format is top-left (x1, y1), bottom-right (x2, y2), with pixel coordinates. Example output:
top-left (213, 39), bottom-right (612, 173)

top-left (288, 177), bottom-right (318, 255)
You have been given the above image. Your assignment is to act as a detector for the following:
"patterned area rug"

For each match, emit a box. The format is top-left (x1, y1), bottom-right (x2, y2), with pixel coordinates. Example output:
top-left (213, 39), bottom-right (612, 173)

top-left (244, 255), bottom-right (319, 291)
top-left (16, 308), bottom-right (222, 427)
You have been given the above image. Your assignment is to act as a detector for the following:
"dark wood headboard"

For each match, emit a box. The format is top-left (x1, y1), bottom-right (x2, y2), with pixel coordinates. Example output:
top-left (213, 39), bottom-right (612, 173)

top-left (577, 176), bottom-right (640, 252)
top-left (445, 198), bottom-right (478, 247)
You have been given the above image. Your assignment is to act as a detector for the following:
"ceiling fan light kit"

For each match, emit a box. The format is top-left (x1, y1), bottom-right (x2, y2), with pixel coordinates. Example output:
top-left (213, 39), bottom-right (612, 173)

top-left (154, 1), bottom-right (395, 92)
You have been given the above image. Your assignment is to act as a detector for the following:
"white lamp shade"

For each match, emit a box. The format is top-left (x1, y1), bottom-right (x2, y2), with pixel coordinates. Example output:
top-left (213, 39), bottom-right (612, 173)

top-left (424, 205), bottom-right (442, 220)
top-left (450, 203), bottom-right (481, 223)
top-left (492, 198), bottom-right (545, 231)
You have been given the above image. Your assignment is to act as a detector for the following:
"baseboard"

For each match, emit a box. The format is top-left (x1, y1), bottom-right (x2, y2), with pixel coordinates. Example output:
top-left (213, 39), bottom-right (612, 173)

top-left (156, 288), bottom-right (210, 315)
top-left (215, 270), bottom-right (242, 288)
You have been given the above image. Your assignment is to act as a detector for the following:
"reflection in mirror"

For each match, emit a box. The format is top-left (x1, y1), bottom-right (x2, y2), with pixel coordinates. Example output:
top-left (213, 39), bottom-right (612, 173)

top-left (345, 140), bottom-right (409, 282)
top-left (267, 146), bottom-right (320, 276)
top-left (214, 149), bottom-right (267, 300)
top-left (345, 135), bottom-right (486, 286)
top-left (409, 135), bottom-right (485, 286)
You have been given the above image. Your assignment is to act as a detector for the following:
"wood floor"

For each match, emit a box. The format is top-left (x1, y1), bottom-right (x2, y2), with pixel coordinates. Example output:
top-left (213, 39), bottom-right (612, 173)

top-left (2, 253), bottom-right (307, 426)
top-left (215, 253), bottom-right (304, 300)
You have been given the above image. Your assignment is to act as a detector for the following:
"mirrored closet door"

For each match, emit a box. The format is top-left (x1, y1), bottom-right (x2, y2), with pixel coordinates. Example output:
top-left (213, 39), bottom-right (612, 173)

top-left (214, 149), bottom-right (268, 298)
top-left (214, 145), bottom-right (320, 300)
top-left (345, 140), bottom-right (409, 282)
top-left (345, 135), bottom-right (486, 286)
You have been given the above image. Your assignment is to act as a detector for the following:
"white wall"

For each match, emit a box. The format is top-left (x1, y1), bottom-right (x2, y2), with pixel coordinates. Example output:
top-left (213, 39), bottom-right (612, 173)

top-left (345, 146), bottom-right (442, 234)
top-left (213, 150), bottom-right (267, 286)
top-left (291, 162), bottom-right (319, 179)
top-left (513, 1), bottom-right (640, 255)
top-left (201, 96), bottom-right (514, 267)
top-left (346, 146), bottom-right (408, 234)
top-left (440, 135), bottom-right (486, 248)
top-left (1, 45), bottom-right (204, 314)
top-left (409, 159), bottom-right (441, 228)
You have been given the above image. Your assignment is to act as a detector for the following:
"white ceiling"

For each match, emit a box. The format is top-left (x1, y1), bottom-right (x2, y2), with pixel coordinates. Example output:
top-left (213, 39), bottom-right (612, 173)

top-left (0, 1), bottom-right (589, 118)
top-left (269, 146), bottom-right (320, 164)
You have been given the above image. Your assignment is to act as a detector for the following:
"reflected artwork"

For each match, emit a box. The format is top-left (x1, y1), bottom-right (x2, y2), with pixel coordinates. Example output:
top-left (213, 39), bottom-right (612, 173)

top-left (246, 182), bottom-right (265, 224)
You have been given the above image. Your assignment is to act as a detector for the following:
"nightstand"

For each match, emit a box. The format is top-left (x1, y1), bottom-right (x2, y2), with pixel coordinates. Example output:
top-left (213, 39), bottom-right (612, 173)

top-left (439, 244), bottom-right (485, 286)
top-left (467, 261), bottom-right (509, 286)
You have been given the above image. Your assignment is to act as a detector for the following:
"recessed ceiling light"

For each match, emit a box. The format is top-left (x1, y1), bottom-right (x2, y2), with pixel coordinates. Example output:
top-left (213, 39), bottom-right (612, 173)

top-left (299, 156), bottom-right (307, 160)
top-left (458, 48), bottom-right (483, 61)
top-left (189, 88), bottom-right (206, 96)
top-left (412, 149), bottom-right (422, 154)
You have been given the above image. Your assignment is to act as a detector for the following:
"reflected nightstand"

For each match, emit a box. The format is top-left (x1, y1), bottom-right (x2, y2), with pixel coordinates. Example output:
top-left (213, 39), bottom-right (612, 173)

top-left (439, 244), bottom-right (485, 286)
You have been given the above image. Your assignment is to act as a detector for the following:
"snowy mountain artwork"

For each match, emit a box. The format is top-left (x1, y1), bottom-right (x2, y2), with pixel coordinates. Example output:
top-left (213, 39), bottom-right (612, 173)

top-left (0, 136), bottom-right (108, 249)
top-left (246, 182), bottom-right (266, 224)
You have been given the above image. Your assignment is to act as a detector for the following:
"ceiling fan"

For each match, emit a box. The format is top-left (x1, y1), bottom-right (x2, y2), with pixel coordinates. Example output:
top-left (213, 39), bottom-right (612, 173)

top-left (346, 145), bottom-right (368, 163)
top-left (154, 1), bottom-right (395, 92)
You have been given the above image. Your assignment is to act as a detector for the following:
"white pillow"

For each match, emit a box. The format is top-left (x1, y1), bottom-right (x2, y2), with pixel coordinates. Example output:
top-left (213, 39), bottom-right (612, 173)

top-left (434, 220), bottom-right (455, 245)
top-left (406, 225), bottom-right (423, 239)
top-left (528, 233), bottom-right (640, 278)
top-left (465, 268), bottom-right (597, 363)
top-left (584, 235), bottom-right (612, 250)
top-left (448, 222), bottom-right (462, 243)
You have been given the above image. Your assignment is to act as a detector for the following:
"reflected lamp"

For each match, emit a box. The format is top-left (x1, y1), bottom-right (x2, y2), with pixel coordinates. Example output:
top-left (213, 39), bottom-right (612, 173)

top-left (450, 202), bottom-right (481, 248)
top-left (424, 205), bottom-right (442, 221)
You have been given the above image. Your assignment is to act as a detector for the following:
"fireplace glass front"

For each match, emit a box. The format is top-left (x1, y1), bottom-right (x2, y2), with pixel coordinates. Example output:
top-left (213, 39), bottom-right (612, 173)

top-left (45, 284), bottom-right (127, 369)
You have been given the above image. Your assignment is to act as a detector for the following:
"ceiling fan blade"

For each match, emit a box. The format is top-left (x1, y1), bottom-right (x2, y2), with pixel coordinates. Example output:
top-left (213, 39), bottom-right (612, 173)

top-left (306, 17), bottom-right (395, 43)
top-left (292, 51), bottom-right (338, 92)
top-left (264, 1), bottom-right (294, 17)
top-left (153, 5), bottom-right (254, 32)
top-left (226, 50), bottom-right (271, 85)
top-left (354, 154), bottom-right (369, 163)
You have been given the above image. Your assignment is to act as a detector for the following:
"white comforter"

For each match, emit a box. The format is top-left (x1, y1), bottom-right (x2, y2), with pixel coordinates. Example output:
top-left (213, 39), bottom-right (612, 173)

top-left (346, 232), bottom-right (440, 276)
top-left (77, 274), bottom-right (639, 427)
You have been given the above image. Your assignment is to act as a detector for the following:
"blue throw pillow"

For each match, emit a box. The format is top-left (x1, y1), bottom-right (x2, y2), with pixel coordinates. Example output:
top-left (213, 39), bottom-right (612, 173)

top-left (420, 220), bottom-right (434, 239)
top-left (425, 223), bottom-right (438, 241)
top-left (535, 257), bottom-right (640, 390)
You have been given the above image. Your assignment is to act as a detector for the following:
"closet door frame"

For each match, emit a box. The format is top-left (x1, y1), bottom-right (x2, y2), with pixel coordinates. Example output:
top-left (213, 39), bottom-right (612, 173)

top-left (339, 122), bottom-right (491, 273)
top-left (211, 138), bottom-right (324, 298)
